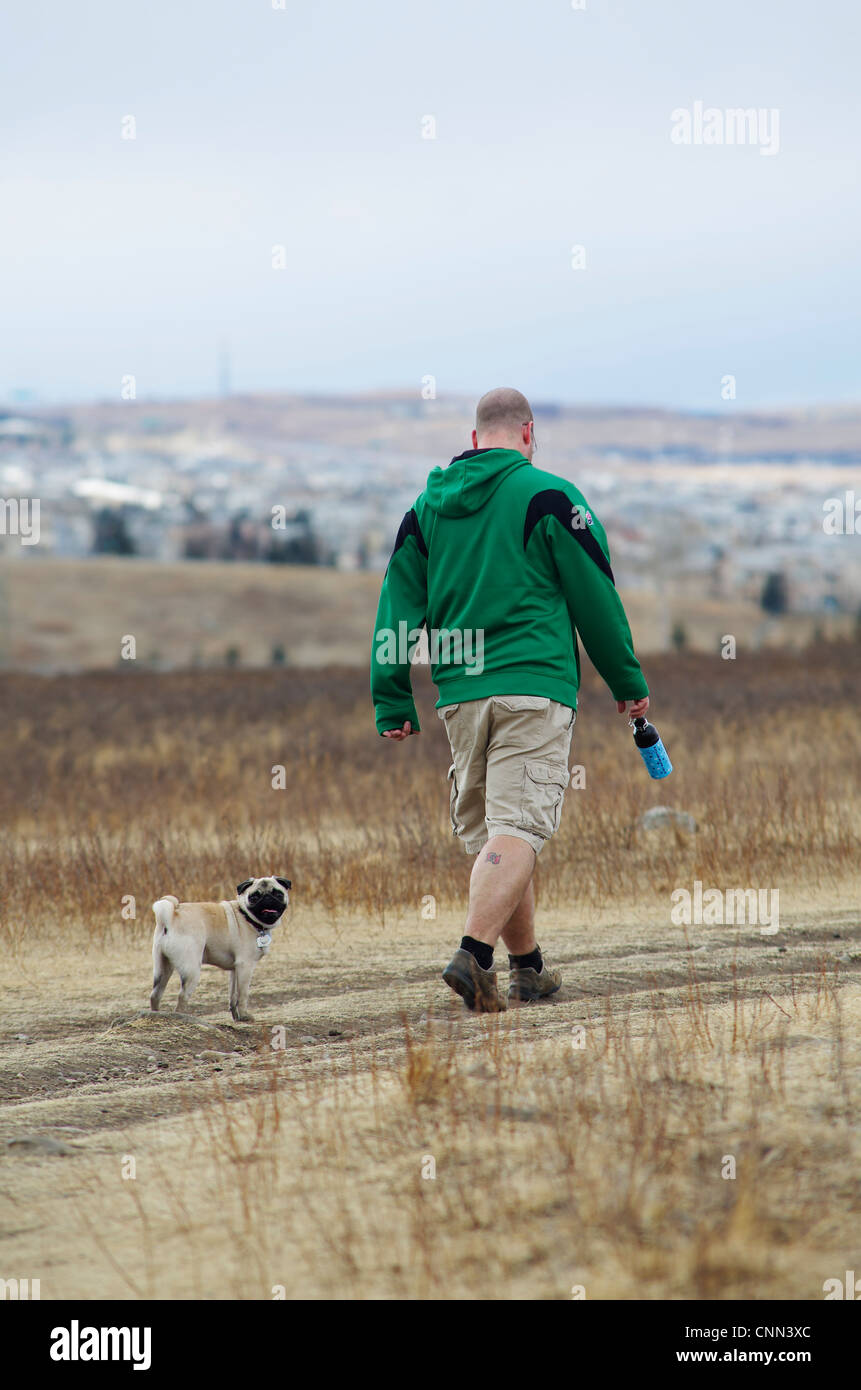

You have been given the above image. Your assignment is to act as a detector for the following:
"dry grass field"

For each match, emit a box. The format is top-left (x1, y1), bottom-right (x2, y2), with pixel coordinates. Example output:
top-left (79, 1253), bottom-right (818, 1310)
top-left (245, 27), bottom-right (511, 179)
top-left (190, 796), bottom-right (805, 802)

top-left (3, 555), bottom-right (855, 672)
top-left (1, 643), bottom-right (860, 1300)
top-left (1, 557), bottom-right (383, 671)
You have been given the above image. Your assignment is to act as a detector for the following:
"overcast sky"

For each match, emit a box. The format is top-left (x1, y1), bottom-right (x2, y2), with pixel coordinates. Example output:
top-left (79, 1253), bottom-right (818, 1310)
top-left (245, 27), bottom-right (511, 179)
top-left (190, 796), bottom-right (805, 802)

top-left (1, 0), bottom-right (858, 410)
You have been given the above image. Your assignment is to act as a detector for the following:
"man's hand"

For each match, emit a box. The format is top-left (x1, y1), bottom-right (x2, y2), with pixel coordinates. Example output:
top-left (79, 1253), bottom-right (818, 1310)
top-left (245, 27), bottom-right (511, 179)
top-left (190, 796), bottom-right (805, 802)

top-left (616, 696), bottom-right (650, 719)
top-left (381, 720), bottom-right (419, 741)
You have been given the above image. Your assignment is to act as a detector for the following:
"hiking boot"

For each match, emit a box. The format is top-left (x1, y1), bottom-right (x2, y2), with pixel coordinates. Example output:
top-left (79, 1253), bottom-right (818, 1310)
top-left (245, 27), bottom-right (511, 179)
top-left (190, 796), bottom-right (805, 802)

top-left (442, 948), bottom-right (507, 1013)
top-left (508, 953), bottom-right (562, 1004)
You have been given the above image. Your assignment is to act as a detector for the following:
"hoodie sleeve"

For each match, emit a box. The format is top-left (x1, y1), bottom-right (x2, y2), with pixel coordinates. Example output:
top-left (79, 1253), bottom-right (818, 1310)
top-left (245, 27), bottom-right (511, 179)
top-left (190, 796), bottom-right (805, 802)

top-left (531, 487), bottom-right (648, 702)
top-left (371, 507), bottom-right (429, 735)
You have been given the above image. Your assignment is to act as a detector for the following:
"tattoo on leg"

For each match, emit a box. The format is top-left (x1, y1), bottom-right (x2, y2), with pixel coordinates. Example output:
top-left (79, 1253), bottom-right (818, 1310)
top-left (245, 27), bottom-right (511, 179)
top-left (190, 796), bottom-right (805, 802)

top-left (485, 851), bottom-right (502, 864)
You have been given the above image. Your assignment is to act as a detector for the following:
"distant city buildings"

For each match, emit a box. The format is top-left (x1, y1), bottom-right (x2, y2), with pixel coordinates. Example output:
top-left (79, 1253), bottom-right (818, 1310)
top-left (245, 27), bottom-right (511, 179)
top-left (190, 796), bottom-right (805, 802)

top-left (0, 396), bottom-right (858, 618)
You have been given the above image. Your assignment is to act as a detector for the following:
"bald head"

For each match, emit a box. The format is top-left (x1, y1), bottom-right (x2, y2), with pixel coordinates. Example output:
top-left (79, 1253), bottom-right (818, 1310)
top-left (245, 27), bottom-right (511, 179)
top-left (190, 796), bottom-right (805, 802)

top-left (472, 387), bottom-right (536, 460)
top-left (475, 387), bottom-right (533, 435)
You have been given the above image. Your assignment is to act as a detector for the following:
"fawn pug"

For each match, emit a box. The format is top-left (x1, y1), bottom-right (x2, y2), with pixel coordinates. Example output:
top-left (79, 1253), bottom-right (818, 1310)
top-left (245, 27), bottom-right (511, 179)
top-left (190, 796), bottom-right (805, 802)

top-left (150, 876), bottom-right (291, 1021)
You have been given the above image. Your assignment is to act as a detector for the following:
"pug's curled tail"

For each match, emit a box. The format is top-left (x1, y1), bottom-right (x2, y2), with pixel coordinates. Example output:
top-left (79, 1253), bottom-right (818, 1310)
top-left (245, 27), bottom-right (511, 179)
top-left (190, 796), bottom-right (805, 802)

top-left (153, 895), bottom-right (180, 934)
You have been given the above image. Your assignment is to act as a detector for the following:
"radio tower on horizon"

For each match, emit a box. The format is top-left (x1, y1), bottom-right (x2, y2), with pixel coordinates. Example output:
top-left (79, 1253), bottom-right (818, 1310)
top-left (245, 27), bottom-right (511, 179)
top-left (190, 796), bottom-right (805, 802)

top-left (218, 343), bottom-right (231, 399)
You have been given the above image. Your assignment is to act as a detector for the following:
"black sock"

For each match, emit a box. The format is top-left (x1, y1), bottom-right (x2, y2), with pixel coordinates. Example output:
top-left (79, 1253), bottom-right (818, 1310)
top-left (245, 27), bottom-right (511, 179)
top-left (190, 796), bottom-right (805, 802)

top-left (460, 936), bottom-right (494, 971)
top-left (509, 947), bottom-right (543, 973)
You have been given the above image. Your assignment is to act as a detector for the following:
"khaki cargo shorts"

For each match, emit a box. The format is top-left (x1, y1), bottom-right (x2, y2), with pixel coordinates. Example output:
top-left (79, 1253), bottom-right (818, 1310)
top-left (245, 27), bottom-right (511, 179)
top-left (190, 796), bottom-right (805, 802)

top-left (437, 695), bottom-right (575, 855)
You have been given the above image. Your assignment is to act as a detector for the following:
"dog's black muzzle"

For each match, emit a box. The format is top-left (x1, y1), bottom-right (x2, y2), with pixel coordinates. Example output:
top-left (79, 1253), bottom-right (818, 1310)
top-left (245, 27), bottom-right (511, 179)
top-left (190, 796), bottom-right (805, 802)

top-left (245, 891), bottom-right (288, 926)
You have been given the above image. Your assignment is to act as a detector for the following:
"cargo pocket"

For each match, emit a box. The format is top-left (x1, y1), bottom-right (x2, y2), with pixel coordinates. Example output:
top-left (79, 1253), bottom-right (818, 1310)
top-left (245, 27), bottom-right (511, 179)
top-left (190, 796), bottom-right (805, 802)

top-left (447, 762), bottom-right (460, 835)
top-left (520, 760), bottom-right (570, 837)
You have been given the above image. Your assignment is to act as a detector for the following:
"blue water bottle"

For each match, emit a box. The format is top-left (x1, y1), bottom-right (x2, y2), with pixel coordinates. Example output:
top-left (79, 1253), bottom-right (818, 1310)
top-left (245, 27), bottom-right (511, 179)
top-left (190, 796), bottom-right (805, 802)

top-left (632, 716), bottom-right (673, 779)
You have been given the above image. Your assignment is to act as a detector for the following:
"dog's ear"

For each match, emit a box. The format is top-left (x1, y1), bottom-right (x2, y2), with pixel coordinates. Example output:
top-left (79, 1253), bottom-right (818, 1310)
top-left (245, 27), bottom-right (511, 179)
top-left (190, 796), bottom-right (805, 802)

top-left (236, 879), bottom-right (254, 895)
top-left (275, 877), bottom-right (292, 892)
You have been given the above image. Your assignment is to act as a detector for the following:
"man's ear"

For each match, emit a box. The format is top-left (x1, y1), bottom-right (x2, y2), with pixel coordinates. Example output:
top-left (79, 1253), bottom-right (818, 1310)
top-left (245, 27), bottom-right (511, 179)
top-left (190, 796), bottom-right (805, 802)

top-left (236, 879), bottom-right (254, 895)
top-left (275, 877), bottom-right (292, 892)
top-left (471, 428), bottom-right (478, 449)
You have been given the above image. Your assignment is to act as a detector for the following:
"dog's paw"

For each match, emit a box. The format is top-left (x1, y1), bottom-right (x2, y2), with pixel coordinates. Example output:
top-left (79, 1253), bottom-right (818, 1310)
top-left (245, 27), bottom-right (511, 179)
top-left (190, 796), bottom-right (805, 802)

top-left (231, 1009), bottom-right (255, 1023)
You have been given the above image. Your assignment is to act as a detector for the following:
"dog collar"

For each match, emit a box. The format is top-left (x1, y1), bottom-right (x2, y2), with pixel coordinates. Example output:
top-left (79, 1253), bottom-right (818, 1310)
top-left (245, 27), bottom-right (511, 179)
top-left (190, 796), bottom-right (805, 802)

top-left (237, 904), bottom-right (278, 933)
top-left (222, 900), bottom-right (270, 950)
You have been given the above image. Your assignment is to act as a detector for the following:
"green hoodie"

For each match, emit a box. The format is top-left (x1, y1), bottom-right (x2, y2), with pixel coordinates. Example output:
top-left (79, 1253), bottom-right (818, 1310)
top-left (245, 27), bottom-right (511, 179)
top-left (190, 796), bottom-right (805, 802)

top-left (371, 447), bottom-right (648, 734)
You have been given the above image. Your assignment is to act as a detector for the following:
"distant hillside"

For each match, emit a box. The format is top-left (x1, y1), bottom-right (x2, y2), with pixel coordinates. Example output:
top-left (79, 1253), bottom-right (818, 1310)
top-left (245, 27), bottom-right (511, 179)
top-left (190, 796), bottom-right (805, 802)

top-left (29, 390), bottom-right (861, 465)
top-left (1, 557), bottom-right (852, 673)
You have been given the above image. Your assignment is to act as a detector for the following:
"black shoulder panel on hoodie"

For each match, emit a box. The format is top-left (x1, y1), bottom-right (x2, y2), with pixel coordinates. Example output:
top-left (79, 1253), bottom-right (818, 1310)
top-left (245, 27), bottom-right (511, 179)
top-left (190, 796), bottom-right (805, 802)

top-left (524, 489), bottom-right (615, 584)
top-left (390, 507), bottom-right (428, 562)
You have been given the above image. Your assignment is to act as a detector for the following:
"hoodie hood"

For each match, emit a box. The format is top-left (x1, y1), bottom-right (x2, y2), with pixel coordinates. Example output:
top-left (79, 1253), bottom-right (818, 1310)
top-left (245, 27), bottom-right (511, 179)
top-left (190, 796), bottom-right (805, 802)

top-left (424, 448), bottom-right (530, 518)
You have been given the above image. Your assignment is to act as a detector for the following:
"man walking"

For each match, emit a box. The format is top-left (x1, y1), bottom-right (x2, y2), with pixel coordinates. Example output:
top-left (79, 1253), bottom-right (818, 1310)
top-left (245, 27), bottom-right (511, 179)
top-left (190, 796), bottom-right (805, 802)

top-left (371, 387), bottom-right (650, 1012)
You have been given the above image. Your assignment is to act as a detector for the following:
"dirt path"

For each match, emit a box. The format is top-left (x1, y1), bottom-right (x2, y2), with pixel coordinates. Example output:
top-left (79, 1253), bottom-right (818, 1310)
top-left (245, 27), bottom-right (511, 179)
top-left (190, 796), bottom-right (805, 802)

top-left (2, 897), bottom-right (860, 1300)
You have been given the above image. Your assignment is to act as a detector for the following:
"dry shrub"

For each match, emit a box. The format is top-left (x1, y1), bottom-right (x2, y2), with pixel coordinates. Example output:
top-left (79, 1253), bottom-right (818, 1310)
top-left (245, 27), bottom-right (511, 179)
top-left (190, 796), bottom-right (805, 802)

top-left (0, 641), bottom-right (859, 944)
